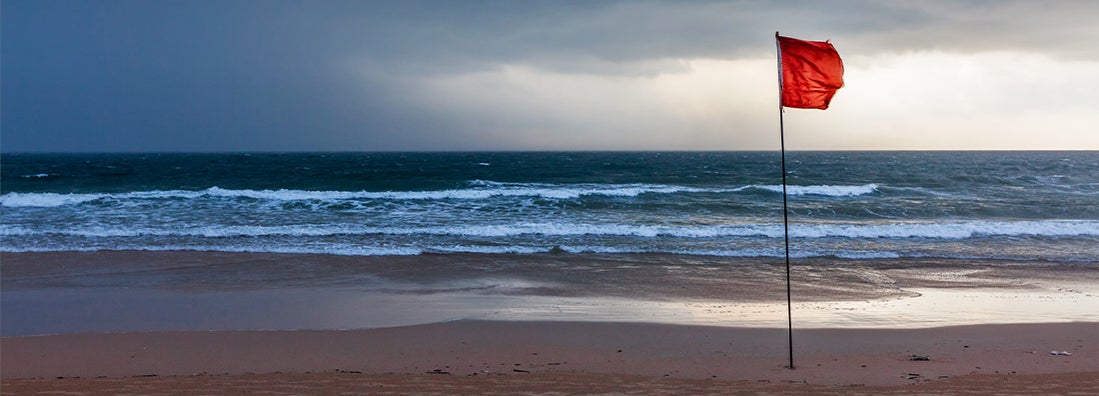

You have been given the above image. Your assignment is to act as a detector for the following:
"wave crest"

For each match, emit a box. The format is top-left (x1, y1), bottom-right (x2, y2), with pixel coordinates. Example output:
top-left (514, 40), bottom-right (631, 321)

top-left (0, 182), bottom-right (883, 207)
top-left (4, 220), bottom-right (1095, 239)
top-left (736, 184), bottom-right (879, 196)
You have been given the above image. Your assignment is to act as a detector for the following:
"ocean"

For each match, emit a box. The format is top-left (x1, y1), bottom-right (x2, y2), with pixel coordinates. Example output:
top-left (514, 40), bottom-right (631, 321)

top-left (2, 151), bottom-right (1097, 262)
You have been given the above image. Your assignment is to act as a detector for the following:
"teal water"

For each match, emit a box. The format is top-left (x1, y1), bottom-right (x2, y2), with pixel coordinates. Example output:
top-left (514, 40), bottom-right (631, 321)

top-left (2, 152), bottom-right (1097, 261)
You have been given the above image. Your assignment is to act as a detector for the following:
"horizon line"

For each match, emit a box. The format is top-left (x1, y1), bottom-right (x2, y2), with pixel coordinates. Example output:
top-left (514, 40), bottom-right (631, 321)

top-left (3, 149), bottom-right (1098, 155)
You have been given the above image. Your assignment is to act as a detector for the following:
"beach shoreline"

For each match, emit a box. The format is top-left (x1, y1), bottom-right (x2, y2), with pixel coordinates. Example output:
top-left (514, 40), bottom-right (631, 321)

top-left (3, 251), bottom-right (1097, 392)
top-left (4, 251), bottom-right (1099, 336)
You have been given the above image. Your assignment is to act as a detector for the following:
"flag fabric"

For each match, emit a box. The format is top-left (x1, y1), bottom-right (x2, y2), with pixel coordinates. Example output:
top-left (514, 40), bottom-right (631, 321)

top-left (777, 35), bottom-right (844, 110)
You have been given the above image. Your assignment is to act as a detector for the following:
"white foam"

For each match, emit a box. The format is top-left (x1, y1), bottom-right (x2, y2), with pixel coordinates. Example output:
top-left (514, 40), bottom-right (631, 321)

top-left (0, 181), bottom-right (889, 208)
top-left (792, 220), bottom-right (1099, 239)
top-left (737, 184), bottom-right (879, 196)
top-left (4, 220), bottom-right (1096, 240)
top-left (0, 184), bottom-right (708, 207)
top-left (0, 192), bottom-right (105, 207)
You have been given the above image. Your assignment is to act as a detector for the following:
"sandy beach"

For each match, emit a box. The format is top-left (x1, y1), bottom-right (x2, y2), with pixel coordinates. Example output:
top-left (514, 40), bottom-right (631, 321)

top-left (5, 372), bottom-right (1098, 395)
top-left (3, 251), bottom-right (1098, 393)
top-left (2, 321), bottom-right (1096, 394)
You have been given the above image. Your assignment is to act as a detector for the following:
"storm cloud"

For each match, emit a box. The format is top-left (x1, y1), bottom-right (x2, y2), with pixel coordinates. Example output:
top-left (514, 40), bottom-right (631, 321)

top-left (3, 0), bottom-right (1097, 151)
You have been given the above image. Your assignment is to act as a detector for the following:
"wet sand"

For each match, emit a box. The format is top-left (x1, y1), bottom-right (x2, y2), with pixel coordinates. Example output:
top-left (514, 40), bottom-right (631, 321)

top-left (4, 251), bottom-right (1099, 336)
top-left (7, 251), bottom-right (1096, 301)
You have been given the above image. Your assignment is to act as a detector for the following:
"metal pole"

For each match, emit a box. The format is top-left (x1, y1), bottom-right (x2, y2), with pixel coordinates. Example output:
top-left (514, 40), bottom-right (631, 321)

top-left (775, 31), bottom-right (795, 370)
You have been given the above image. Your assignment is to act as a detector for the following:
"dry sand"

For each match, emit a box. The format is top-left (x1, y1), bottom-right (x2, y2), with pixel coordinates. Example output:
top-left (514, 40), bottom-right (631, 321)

top-left (3, 321), bottom-right (1096, 394)
top-left (3, 371), bottom-right (1096, 395)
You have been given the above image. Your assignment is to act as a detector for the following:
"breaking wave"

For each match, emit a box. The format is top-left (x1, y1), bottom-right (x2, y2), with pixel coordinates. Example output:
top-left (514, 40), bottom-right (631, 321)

top-left (4, 220), bottom-right (1096, 239)
top-left (0, 182), bottom-right (883, 207)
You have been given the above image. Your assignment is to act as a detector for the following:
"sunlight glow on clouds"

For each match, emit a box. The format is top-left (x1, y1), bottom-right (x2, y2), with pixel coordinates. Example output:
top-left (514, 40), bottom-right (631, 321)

top-left (405, 50), bottom-right (1098, 150)
top-left (408, 59), bottom-right (776, 150)
top-left (809, 51), bottom-right (1099, 150)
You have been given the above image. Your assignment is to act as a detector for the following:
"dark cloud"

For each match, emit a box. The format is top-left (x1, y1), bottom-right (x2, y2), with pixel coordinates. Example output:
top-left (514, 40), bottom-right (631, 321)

top-left (318, 0), bottom-right (1099, 74)
top-left (2, 0), bottom-right (1096, 152)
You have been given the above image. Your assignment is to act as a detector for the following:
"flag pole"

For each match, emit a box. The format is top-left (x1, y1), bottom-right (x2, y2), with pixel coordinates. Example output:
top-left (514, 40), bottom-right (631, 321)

top-left (775, 31), bottom-right (795, 370)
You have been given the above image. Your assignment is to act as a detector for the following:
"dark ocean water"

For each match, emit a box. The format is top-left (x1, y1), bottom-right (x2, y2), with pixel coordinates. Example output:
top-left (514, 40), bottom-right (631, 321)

top-left (2, 152), bottom-right (1097, 261)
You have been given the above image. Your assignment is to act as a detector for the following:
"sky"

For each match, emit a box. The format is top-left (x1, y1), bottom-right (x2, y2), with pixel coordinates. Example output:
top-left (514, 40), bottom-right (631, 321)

top-left (2, 0), bottom-right (1097, 152)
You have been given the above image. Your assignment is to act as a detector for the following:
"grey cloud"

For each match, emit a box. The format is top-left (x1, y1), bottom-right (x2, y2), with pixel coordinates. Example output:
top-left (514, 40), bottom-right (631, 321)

top-left (323, 0), bottom-right (1099, 78)
top-left (3, 0), bottom-right (1096, 152)
top-left (838, 1), bottom-right (1099, 60)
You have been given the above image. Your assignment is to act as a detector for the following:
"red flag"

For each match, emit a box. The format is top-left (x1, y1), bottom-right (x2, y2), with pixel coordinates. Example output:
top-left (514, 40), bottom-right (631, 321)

top-left (778, 35), bottom-right (844, 110)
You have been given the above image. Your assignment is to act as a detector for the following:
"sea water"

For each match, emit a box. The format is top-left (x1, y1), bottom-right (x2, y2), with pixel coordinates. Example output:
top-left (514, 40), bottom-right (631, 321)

top-left (2, 151), bottom-right (1097, 262)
